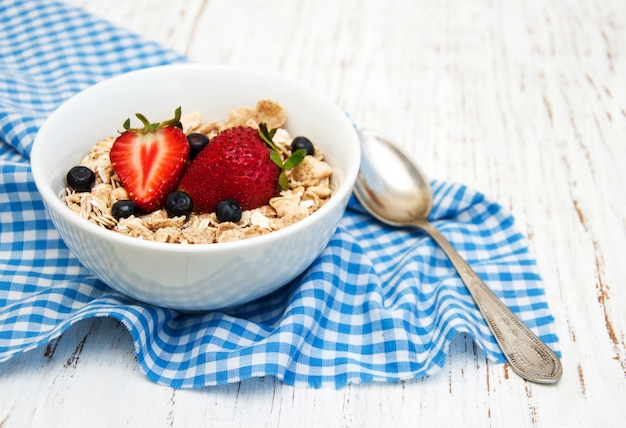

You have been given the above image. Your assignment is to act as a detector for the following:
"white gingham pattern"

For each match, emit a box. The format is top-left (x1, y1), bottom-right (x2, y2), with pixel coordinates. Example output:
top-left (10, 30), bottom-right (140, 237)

top-left (0, 0), bottom-right (559, 388)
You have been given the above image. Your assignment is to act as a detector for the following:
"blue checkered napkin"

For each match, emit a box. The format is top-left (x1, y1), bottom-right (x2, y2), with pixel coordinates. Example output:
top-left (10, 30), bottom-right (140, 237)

top-left (0, 0), bottom-right (560, 388)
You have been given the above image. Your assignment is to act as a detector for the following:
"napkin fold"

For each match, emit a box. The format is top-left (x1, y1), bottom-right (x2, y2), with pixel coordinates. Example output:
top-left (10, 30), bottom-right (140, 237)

top-left (0, 0), bottom-right (559, 388)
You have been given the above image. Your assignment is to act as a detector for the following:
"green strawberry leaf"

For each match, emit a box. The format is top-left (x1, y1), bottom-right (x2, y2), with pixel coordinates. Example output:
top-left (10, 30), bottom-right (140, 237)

top-left (278, 172), bottom-right (289, 191)
top-left (258, 123), bottom-right (308, 191)
top-left (120, 107), bottom-right (182, 134)
top-left (258, 123), bottom-right (279, 152)
top-left (283, 148), bottom-right (307, 170)
top-left (160, 106), bottom-right (182, 129)
top-left (269, 150), bottom-right (284, 169)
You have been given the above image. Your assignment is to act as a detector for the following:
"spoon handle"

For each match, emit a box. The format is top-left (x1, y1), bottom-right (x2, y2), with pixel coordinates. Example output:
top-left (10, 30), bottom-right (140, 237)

top-left (415, 220), bottom-right (562, 384)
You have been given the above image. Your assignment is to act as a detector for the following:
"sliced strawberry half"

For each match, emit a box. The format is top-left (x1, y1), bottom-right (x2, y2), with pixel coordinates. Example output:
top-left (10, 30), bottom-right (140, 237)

top-left (110, 108), bottom-right (189, 212)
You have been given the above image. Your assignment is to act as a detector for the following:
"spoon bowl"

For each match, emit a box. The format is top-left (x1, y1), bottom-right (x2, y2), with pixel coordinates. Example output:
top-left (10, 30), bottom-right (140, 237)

top-left (356, 130), bottom-right (432, 224)
top-left (354, 128), bottom-right (562, 384)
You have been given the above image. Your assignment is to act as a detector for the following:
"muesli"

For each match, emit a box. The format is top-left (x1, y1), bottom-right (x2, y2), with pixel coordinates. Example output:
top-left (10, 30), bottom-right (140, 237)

top-left (62, 100), bottom-right (333, 244)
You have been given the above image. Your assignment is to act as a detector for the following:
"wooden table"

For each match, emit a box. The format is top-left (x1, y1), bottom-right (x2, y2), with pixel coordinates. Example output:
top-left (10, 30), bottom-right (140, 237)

top-left (2, 0), bottom-right (625, 426)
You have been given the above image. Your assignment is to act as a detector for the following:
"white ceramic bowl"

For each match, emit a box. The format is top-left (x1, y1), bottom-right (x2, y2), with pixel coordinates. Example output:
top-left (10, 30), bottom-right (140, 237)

top-left (31, 64), bottom-right (360, 311)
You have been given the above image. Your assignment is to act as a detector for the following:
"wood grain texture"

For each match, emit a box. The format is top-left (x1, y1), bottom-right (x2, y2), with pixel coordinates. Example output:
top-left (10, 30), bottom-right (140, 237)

top-left (1, 0), bottom-right (625, 426)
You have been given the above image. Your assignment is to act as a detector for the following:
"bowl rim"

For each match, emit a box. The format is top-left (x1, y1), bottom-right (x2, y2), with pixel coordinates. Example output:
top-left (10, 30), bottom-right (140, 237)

top-left (31, 63), bottom-right (360, 254)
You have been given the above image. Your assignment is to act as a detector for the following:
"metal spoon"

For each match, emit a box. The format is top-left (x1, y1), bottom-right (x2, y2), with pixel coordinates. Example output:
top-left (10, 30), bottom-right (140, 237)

top-left (354, 128), bottom-right (562, 384)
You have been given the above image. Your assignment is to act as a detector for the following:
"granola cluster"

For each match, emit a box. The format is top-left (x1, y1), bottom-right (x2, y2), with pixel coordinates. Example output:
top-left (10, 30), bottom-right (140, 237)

top-left (62, 101), bottom-right (333, 244)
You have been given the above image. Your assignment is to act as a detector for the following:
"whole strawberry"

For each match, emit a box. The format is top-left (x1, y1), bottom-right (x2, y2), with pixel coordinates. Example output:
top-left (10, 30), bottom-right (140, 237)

top-left (110, 107), bottom-right (189, 212)
top-left (179, 126), bottom-right (282, 213)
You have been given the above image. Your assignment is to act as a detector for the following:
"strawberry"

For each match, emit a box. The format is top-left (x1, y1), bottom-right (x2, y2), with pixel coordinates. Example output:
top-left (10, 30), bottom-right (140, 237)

top-left (109, 107), bottom-right (189, 212)
top-left (179, 126), bottom-right (282, 213)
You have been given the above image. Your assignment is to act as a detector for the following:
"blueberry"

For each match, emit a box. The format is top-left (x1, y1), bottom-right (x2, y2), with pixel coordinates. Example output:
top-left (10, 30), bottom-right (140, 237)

top-left (165, 191), bottom-right (193, 218)
top-left (215, 199), bottom-right (242, 223)
top-left (66, 166), bottom-right (96, 192)
top-left (186, 133), bottom-right (210, 159)
top-left (111, 200), bottom-right (138, 220)
top-left (290, 136), bottom-right (315, 156)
